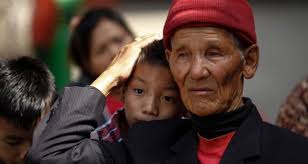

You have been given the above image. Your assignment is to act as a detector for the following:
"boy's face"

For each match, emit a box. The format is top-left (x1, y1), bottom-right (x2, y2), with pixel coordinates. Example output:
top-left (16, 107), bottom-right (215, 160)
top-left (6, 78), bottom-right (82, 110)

top-left (124, 62), bottom-right (183, 127)
top-left (0, 117), bottom-right (34, 164)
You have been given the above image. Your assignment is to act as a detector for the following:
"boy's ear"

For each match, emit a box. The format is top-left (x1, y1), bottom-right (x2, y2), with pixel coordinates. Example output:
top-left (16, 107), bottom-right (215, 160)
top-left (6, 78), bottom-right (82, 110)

top-left (119, 84), bottom-right (126, 102)
top-left (165, 49), bottom-right (171, 62)
top-left (242, 44), bottom-right (259, 79)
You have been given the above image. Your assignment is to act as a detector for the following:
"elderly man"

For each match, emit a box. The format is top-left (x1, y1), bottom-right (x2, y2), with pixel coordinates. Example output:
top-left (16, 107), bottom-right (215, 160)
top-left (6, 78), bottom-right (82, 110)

top-left (125, 0), bottom-right (308, 164)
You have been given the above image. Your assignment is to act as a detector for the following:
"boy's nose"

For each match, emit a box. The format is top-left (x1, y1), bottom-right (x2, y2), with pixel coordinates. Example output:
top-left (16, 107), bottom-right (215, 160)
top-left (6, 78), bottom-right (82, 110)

top-left (142, 98), bottom-right (159, 116)
top-left (19, 149), bottom-right (28, 160)
top-left (18, 143), bottom-right (30, 160)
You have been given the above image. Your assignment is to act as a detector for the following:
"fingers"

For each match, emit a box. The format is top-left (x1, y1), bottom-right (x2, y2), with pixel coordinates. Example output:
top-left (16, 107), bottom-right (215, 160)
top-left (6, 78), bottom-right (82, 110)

top-left (114, 33), bottom-right (161, 64)
top-left (91, 33), bottom-right (162, 96)
top-left (134, 33), bottom-right (159, 41)
top-left (132, 33), bottom-right (162, 48)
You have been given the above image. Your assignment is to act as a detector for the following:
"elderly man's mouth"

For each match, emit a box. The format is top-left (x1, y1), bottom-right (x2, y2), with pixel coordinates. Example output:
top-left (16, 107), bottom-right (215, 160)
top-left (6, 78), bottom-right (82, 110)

top-left (188, 88), bottom-right (214, 96)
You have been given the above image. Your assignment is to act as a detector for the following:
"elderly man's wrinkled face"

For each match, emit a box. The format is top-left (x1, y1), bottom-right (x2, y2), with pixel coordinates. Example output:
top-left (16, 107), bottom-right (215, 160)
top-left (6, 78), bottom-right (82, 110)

top-left (166, 27), bottom-right (258, 116)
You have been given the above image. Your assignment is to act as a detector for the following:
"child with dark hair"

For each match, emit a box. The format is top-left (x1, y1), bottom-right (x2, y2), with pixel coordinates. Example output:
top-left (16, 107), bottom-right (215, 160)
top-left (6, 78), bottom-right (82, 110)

top-left (0, 56), bottom-right (55, 164)
top-left (26, 36), bottom-right (188, 163)
top-left (91, 40), bottom-right (185, 142)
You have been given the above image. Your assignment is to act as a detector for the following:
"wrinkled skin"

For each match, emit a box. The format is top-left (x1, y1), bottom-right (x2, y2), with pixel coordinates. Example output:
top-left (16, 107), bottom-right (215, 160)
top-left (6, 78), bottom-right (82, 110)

top-left (166, 27), bottom-right (259, 116)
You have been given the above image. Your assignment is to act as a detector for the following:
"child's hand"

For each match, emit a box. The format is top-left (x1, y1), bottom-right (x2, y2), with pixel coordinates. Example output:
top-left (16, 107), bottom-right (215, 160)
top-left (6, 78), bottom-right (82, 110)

top-left (91, 34), bottom-right (161, 96)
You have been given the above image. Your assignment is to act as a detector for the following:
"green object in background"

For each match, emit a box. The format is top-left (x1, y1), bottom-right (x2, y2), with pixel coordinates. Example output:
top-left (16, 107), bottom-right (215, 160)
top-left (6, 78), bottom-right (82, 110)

top-left (40, 23), bottom-right (70, 90)
top-left (56, 0), bottom-right (84, 22)
top-left (37, 0), bottom-right (84, 91)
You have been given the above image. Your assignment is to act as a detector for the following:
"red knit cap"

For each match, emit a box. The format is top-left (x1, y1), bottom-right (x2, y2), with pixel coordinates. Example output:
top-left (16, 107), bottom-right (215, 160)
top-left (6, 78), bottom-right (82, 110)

top-left (163, 0), bottom-right (257, 49)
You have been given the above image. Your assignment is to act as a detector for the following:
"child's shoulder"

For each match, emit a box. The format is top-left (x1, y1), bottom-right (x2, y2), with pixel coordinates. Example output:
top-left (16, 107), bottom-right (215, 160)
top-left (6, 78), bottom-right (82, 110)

top-left (91, 109), bottom-right (125, 142)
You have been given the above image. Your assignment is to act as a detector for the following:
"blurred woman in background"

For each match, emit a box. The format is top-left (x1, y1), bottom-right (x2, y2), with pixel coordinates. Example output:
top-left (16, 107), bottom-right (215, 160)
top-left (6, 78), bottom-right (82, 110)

top-left (69, 8), bottom-right (134, 121)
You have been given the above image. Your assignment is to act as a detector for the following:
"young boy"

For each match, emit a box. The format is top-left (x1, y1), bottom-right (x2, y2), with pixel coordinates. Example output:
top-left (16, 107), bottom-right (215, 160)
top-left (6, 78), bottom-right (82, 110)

top-left (26, 36), bottom-right (188, 163)
top-left (0, 56), bottom-right (55, 164)
top-left (91, 39), bottom-right (185, 142)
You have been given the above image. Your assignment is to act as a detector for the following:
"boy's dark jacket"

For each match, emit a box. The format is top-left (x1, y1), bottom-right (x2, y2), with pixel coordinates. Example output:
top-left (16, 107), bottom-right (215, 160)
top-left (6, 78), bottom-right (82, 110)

top-left (26, 87), bottom-right (308, 164)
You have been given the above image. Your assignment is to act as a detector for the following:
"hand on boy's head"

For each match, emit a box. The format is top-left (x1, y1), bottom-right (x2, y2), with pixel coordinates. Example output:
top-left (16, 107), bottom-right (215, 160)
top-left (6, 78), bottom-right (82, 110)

top-left (91, 34), bottom-right (161, 96)
top-left (108, 33), bottom-right (162, 80)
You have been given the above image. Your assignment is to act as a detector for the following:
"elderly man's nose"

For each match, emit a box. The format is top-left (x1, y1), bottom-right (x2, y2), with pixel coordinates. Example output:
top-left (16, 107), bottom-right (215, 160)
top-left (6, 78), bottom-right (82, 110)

top-left (190, 57), bottom-right (209, 80)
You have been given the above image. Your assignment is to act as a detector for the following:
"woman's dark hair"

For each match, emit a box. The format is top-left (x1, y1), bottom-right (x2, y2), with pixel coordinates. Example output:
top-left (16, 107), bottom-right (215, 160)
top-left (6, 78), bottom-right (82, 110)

top-left (69, 8), bottom-right (134, 71)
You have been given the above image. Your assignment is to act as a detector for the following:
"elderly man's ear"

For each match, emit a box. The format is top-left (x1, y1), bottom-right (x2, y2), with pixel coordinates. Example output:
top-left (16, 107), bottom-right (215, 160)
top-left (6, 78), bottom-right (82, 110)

top-left (242, 44), bottom-right (259, 79)
top-left (165, 49), bottom-right (171, 62)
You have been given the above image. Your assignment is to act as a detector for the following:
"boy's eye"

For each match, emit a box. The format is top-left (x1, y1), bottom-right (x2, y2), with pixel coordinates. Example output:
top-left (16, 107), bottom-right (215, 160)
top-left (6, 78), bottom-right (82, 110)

top-left (133, 88), bottom-right (144, 95)
top-left (162, 96), bottom-right (175, 103)
top-left (5, 139), bottom-right (22, 147)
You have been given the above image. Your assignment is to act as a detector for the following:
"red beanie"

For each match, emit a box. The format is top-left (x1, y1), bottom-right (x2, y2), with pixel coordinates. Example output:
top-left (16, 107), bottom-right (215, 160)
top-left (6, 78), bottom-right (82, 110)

top-left (163, 0), bottom-right (257, 49)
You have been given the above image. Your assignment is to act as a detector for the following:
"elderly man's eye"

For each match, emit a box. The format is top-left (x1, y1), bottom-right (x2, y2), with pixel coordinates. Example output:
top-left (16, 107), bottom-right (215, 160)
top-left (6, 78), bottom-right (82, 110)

top-left (177, 52), bottom-right (189, 58)
top-left (133, 88), bottom-right (144, 95)
top-left (178, 53), bottom-right (185, 57)
top-left (206, 49), bottom-right (222, 58)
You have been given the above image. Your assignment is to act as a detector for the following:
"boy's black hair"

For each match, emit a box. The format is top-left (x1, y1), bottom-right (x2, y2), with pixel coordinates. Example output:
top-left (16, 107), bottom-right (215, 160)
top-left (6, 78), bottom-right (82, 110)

top-left (137, 39), bottom-right (168, 67)
top-left (0, 56), bottom-right (55, 129)
top-left (122, 39), bottom-right (169, 93)
top-left (69, 8), bottom-right (134, 72)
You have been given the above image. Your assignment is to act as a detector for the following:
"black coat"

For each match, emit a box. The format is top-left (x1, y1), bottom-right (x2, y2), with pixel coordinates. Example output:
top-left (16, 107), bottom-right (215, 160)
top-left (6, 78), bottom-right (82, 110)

top-left (26, 87), bottom-right (308, 164)
top-left (126, 106), bottom-right (308, 164)
top-left (26, 87), bottom-right (124, 164)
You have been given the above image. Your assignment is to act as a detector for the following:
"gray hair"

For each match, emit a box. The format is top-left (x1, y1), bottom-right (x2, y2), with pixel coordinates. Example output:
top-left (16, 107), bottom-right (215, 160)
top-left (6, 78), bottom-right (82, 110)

top-left (231, 33), bottom-right (246, 61)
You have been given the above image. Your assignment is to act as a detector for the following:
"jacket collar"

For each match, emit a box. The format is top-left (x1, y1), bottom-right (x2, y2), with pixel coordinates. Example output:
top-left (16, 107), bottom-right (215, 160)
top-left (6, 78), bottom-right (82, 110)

top-left (124, 118), bottom-right (192, 164)
top-left (168, 100), bottom-right (263, 164)
top-left (166, 130), bottom-right (199, 164)
top-left (220, 105), bottom-right (262, 164)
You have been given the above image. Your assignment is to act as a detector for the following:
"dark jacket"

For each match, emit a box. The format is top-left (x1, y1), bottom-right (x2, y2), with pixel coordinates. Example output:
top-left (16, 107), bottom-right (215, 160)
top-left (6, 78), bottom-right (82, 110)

top-left (69, 72), bottom-right (95, 87)
top-left (125, 101), bottom-right (308, 164)
top-left (26, 87), bottom-right (128, 164)
top-left (27, 87), bottom-right (308, 164)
